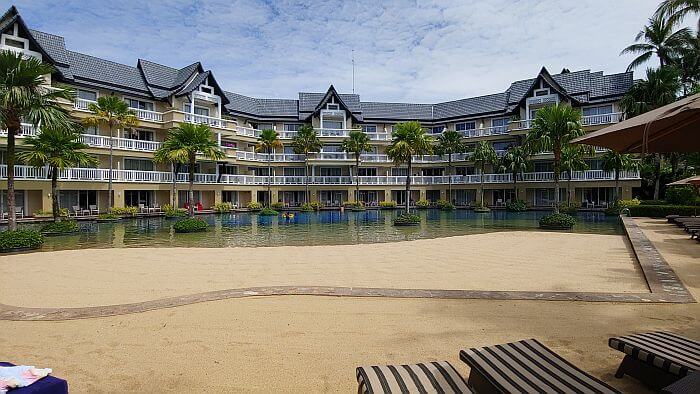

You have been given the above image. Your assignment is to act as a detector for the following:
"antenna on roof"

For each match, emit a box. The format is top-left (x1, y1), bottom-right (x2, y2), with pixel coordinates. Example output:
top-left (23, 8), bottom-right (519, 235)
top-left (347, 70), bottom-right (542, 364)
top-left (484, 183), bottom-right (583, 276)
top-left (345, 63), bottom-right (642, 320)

top-left (352, 49), bottom-right (355, 94)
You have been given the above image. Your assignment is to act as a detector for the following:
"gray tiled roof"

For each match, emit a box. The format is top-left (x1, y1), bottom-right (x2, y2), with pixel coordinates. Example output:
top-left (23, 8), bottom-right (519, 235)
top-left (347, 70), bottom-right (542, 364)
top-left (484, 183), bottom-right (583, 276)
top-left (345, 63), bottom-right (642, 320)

top-left (224, 91), bottom-right (298, 117)
top-left (67, 51), bottom-right (149, 93)
top-left (175, 70), bottom-right (210, 96)
top-left (28, 29), bottom-right (71, 65)
top-left (298, 92), bottom-right (362, 113)
top-left (360, 102), bottom-right (434, 120)
top-left (434, 92), bottom-right (508, 119)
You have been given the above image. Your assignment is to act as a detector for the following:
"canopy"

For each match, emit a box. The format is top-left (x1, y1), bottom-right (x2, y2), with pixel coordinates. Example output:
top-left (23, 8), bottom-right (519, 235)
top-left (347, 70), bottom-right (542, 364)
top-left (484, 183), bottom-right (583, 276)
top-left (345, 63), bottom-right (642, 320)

top-left (667, 175), bottom-right (700, 186)
top-left (572, 94), bottom-right (700, 153)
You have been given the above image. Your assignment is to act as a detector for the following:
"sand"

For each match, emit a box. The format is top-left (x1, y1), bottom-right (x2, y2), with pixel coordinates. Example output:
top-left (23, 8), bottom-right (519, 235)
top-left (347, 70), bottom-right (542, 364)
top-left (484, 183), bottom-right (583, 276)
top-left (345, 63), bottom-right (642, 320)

top-left (0, 231), bottom-right (646, 308)
top-left (0, 219), bottom-right (698, 393)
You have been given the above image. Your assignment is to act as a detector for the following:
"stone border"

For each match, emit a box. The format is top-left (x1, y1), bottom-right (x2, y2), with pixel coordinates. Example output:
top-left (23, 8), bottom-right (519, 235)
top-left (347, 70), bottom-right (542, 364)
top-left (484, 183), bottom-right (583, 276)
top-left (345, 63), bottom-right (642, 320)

top-left (0, 217), bottom-right (693, 321)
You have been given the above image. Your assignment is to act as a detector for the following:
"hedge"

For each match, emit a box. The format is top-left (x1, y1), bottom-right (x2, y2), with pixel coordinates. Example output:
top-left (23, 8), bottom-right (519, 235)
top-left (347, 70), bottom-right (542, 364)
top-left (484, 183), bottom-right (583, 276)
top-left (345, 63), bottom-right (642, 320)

top-left (539, 213), bottom-right (576, 229)
top-left (173, 218), bottom-right (209, 233)
top-left (379, 201), bottom-right (397, 209)
top-left (436, 199), bottom-right (454, 211)
top-left (41, 220), bottom-right (80, 235)
top-left (627, 205), bottom-right (699, 218)
top-left (415, 200), bottom-right (430, 209)
top-left (259, 207), bottom-right (279, 216)
top-left (0, 230), bottom-right (44, 252)
top-left (393, 213), bottom-right (421, 226)
top-left (506, 200), bottom-right (527, 212)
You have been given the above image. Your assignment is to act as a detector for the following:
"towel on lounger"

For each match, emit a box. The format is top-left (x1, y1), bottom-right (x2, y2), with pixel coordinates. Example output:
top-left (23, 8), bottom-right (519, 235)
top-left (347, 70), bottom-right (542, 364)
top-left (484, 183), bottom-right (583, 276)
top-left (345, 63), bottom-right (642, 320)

top-left (0, 365), bottom-right (52, 393)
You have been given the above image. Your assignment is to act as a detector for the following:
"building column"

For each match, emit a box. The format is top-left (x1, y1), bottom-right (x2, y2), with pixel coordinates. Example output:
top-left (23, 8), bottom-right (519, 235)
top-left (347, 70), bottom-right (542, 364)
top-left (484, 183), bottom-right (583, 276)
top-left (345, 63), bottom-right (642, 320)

top-left (112, 185), bottom-right (126, 208)
top-left (41, 184), bottom-right (52, 212)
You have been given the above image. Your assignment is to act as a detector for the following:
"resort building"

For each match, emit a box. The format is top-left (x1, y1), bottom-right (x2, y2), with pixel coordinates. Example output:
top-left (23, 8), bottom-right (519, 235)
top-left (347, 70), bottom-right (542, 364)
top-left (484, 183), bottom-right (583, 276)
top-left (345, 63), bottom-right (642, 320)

top-left (0, 6), bottom-right (641, 214)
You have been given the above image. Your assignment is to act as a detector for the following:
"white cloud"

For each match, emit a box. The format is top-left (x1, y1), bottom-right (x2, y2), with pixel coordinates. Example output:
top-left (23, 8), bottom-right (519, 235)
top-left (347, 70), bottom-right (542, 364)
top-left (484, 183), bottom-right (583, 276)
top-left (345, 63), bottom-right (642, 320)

top-left (15, 0), bottom-right (676, 102)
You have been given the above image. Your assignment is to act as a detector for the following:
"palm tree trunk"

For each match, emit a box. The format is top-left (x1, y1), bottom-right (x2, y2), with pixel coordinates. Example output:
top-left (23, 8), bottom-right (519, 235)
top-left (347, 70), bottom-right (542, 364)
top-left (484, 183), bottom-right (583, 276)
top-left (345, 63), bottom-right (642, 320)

top-left (267, 148), bottom-right (272, 207)
top-left (6, 121), bottom-right (18, 231)
top-left (355, 155), bottom-right (360, 203)
top-left (108, 124), bottom-right (114, 210)
top-left (513, 172), bottom-right (518, 201)
top-left (305, 158), bottom-right (310, 204)
top-left (188, 155), bottom-right (195, 218)
top-left (567, 171), bottom-right (572, 205)
top-left (480, 164), bottom-right (485, 207)
top-left (615, 170), bottom-right (620, 201)
top-left (51, 166), bottom-right (60, 222)
top-left (448, 156), bottom-right (452, 203)
top-left (653, 154), bottom-right (661, 200)
top-left (553, 146), bottom-right (561, 213)
top-left (405, 158), bottom-right (412, 214)
top-left (171, 162), bottom-right (176, 207)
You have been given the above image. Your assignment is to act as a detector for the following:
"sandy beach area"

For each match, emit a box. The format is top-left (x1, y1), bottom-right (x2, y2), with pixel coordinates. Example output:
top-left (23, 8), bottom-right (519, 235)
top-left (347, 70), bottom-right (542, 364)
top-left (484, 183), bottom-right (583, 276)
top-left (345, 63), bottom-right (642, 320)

top-left (0, 218), bottom-right (697, 393)
top-left (0, 231), bottom-right (645, 308)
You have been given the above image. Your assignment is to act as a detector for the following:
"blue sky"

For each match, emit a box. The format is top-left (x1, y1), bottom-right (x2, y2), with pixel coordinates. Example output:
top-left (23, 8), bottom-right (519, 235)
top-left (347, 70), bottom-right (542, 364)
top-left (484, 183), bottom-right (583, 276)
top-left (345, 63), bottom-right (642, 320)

top-left (13, 0), bottom-right (674, 102)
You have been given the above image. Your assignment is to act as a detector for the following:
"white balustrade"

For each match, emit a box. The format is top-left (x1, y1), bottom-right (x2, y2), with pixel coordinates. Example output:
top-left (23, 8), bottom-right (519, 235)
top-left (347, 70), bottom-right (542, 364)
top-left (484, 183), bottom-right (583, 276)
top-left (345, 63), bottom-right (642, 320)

top-left (183, 112), bottom-right (229, 129)
top-left (459, 126), bottom-right (510, 138)
top-left (581, 112), bottom-right (622, 126)
top-left (74, 98), bottom-right (94, 111)
top-left (0, 123), bottom-right (38, 137)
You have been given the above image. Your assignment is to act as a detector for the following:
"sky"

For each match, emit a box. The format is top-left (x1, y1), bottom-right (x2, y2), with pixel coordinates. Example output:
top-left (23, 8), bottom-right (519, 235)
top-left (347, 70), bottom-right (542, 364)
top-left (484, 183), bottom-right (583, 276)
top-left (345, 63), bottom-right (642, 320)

top-left (11, 0), bottom-right (677, 103)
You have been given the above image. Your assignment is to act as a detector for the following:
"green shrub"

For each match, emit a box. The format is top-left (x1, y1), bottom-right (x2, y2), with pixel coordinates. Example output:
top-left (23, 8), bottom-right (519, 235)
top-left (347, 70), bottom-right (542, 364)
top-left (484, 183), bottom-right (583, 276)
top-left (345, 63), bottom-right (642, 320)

top-left (300, 203), bottom-right (314, 212)
top-left (33, 208), bottom-right (69, 218)
top-left (270, 202), bottom-right (285, 210)
top-left (416, 199), bottom-right (430, 209)
top-left (162, 204), bottom-right (187, 218)
top-left (665, 186), bottom-right (698, 206)
top-left (558, 202), bottom-right (580, 214)
top-left (379, 201), bottom-right (397, 209)
top-left (628, 205), bottom-right (699, 218)
top-left (40, 220), bottom-right (80, 234)
top-left (393, 213), bottom-right (421, 226)
top-left (97, 213), bottom-right (120, 220)
top-left (173, 218), bottom-right (208, 233)
top-left (214, 202), bottom-right (233, 213)
top-left (505, 200), bottom-right (527, 212)
top-left (436, 199), bottom-right (455, 210)
top-left (259, 207), bottom-right (279, 216)
top-left (247, 202), bottom-right (263, 211)
top-left (344, 201), bottom-right (365, 210)
top-left (310, 201), bottom-right (323, 211)
top-left (604, 198), bottom-right (641, 216)
top-left (111, 206), bottom-right (138, 216)
top-left (639, 199), bottom-right (666, 206)
top-left (539, 213), bottom-right (576, 229)
top-left (0, 230), bottom-right (44, 252)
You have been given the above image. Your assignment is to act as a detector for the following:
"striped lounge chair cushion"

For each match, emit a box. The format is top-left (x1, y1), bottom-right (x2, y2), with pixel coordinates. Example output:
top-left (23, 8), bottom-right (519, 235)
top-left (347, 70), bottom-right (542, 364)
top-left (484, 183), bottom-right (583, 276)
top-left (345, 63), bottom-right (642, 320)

top-left (460, 339), bottom-right (620, 393)
top-left (356, 361), bottom-right (471, 393)
top-left (609, 331), bottom-right (700, 377)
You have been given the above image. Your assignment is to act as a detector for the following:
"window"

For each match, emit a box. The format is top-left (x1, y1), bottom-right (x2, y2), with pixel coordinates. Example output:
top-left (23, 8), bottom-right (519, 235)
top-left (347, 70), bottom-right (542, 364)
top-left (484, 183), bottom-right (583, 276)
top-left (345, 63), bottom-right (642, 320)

top-left (361, 125), bottom-right (377, 133)
top-left (492, 141), bottom-right (516, 152)
top-left (422, 168), bottom-right (443, 176)
top-left (319, 167), bottom-right (341, 176)
top-left (455, 122), bottom-right (476, 131)
top-left (529, 109), bottom-right (540, 119)
top-left (83, 125), bottom-right (98, 135)
top-left (123, 129), bottom-right (153, 141)
top-left (200, 86), bottom-right (213, 94)
top-left (492, 118), bottom-right (509, 131)
top-left (123, 158), bottom-right (154, 171)
top-left (183, 104), bottom-right (209, 116)
top-left (4, 38), bottom-right (24, 49)
top-left (220, 165), bottom-right (237, 175)
top-left (253, 167), bottom-right (270, 176)
top-left (323, 121), bottom-right (343, 129)
top-left (254, 123), bottom-right (273, 131)
top-left (582, 105), bottom-right (613, 117)
top-left (327, 103), bottom-right (340, 110)
top-left (284, 123), bottom-right (302, 132)
top-left (357, 168), bottom-right (377, 177)
top-left (429, 126), bottom-right (445, 134)
top-left (77, 89), bottom-right (97, 101)
top-left (283, 167), bottom-right (305, 176)
top-left (125, 190), bottom-right (154, 207)
top-left (128, 98), bottom-right (154, 112)
top-left (392, 168), bottom-right (408, 176)
top-left (534, 88), bottom-right (550, 97)
top-left (322, 145), bottom-right (341, 152)
top-left (283, 146), bottom-right (296, 154)
top-left (220, 140), bottom-right (237, 148)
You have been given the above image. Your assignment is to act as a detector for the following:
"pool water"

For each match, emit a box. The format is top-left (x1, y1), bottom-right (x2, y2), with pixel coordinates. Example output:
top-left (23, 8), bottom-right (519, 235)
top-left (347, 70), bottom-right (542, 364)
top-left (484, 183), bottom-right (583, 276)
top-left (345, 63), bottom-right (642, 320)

top-left (19, 210), bottom-right (623, 252)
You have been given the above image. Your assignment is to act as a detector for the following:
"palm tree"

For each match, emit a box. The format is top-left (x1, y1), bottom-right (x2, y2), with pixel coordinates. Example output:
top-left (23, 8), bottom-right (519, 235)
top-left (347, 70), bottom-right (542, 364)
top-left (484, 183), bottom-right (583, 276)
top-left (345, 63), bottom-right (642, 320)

top-left (620, 67), bottom-right (680, 199)
top-left (435, 130), bottom-right (466, 203)
top-left (499, 145), bottom-right (530, 200)
top-left (668, 31), bottom-right (700, 96)
top-left (601, 151), bottom-right (639, 201)
top-left (620, 14), bottom-right (692, 71)
top-left (153, 147), bottom-right (179, 207)
top-left (657, 0), bottom-right (700, 30)
top-left (340, 130), bottom-right (371, 203)
top-left (528, 104), bottom-right (585, 213)
top-left (472, 141), bottom-right (498, 209)
top-left (83, 95), bottom-right (139, 210)
top-left (386, 121), bottom-right (433, 214)
top-left (155, 123), bottom-right (224, 217)
top-left (0, 50), bottom-right (75, 230)
top-left (560, 145), bottom-right (590, 205)
top-left (18, 125), bottom-right (97, 222)
top-left (255, 129), bottom-right (282, 207)
top-left (292, 124), bottom-right (322, 203)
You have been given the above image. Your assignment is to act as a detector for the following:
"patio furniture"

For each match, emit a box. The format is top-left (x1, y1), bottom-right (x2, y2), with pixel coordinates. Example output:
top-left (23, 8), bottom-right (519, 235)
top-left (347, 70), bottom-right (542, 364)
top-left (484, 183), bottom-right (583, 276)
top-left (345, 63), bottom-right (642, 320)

top-left (356, 361), bottom-right (471, 393)
top-left (661, 371), bottom-right (700, 394)
top-left (138, 204), bottom-right (148, 214)
top-left (88, 204), bottom-right (99, 215)
top-left (610, 331), bottom-right (699, 390)
top-left (72, 206), bottom-right (88, 217)
top-left (151, 204), bottom-right (161, 213)
top-left (0, 362), bottom-right (68, 394)
top-left (460, 338), bottom-right (619, 393)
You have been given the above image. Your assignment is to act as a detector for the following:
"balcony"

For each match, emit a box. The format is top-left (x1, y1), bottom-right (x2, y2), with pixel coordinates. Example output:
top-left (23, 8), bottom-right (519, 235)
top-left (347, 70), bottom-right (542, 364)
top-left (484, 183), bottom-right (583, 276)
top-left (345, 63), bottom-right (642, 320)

top-left (1, 165), bottom-right (640, 185)
top-left (182, 112), bottom-right (229, 129)
top-left (73, 99), bottom-right (164, 122)
top-left (0, 123), bottom-right (38, 137)
top-left (458, 126), bottom-right (510, 139)
top-left (234, 151), bottom-right (305, 162)
top-left (526, 94), bottom-right (558, 106)
top-left (512, 112), bottom-right (622, 131)
top-left (80, 134), bottom-right (162, 152)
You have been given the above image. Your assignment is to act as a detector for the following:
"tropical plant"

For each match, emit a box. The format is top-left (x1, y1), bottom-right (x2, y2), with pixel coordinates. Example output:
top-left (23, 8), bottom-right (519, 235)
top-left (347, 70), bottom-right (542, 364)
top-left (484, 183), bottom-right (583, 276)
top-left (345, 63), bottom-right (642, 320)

top-left (436, 199), bottom-right (455, 211)
top-left (560, 145), bottom-right (591, 205)
top-left (656, 0), bottom-right (700, 30)
top-left (40, 220), bottom-right (79, 235)
top-left (0, 50), bottom-right (75, 230)
top-left (247, 201), bottom-right (263, 211)
top-left (393, 212), bottom-right (421, 226)
top-left (255, 129), bottom-right (282, 207)
top-left (341, 130), bottom-right (372, 204)
top-left (539, 213), bottom-right (577, 229)
top-left (259, 207), bottom-right (279, 216)
top-left (668, 31), bottom-right (700, 95)
top-left (379, 201), bottom-right (397, 209)
top-left (0, 230), bottom-right (44, 252)
top-left (18, 125), bottom-right (97, 222)
top-left (499, 145), bottom-right (530, 200)
top-left (173, 217), bottom-right (208, 233)
top-left (620, 13), bottom-right (693, 71)
top-left (386, 121), bottom-right (433, 214)
top-left (601, 151), bottom-right (639, 201)
top-left (213, 202), bottom-right (233, 213)
top-left (83, 95), bottom-right (139, 209)
top-left (292, 124), bottom-right (322, 203)
top-left (435, 130), bottom-right (466, 203)
top-left (528, 104), bottom-right (585, 213)
top-left (155, 123), bottom-right (224, 217)
top-left (472, 141), bottom-right (498, 209)
top-left (415, 199), bottom-right (430, 209)
top-left (110, 206), bottom-right (138, 216)
top-left (506, 200), bottom-right (527, 212)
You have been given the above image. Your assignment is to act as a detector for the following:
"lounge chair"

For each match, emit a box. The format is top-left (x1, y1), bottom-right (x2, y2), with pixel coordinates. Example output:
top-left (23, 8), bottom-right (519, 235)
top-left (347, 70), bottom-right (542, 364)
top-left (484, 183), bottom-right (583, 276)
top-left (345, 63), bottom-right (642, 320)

top-left (88, 204), bottom-right (99, 215)
top-left (152, 204), bottom-right (161, 213)
top-left (72, 205), bottom-right (88, 217)
top-left (610, 331), bottom-right (700, 390)
top-left (139, 204), bottom-right (149, 214)
top-left (460, 339), bottom-right (620, 393)
top-left (356, 361), bottom-right (471, 393)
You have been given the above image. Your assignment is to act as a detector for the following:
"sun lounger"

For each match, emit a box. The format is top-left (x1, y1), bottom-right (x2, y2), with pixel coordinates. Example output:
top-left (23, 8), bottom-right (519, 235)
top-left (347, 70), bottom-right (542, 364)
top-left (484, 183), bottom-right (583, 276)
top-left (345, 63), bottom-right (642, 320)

top-left (0, 362), bottom-right (68, 393)
top-left (356, 361), bottom-right (471, 393)
top-left (610, 331), bottom-right (700, 390)
top-left (460, 338), bottom-right (619, 393)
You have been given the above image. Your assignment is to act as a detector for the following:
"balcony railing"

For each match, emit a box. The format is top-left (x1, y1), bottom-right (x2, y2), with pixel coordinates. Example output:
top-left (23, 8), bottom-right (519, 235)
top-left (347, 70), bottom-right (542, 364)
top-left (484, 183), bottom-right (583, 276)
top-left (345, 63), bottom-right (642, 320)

top-left (183, 113), bottom-right (229, 129)
top-left (512, 112), bottom-right (622, 130)
top-left (1, 165), bottom-right (640, 185)
top-left (526, 94), bottom-right (558, 106)
top-left (234, 151), bottom-right (305, 162)
top-left (0, 123), bottom-right (38, 137)
top-left (234, 126), bottom-right (391, 141)
top-left (80, 134), bottom-right (162, 152)
top-left (73, 99), bottom-right (164, 122)
top-left (459, 126), bottom-right (510, 138)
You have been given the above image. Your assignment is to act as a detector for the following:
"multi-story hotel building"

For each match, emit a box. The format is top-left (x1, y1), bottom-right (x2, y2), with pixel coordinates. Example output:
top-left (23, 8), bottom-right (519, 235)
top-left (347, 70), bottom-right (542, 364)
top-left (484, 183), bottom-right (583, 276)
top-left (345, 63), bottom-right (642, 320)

top-left (0, 7), bottom-right (640, 214)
